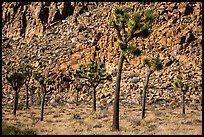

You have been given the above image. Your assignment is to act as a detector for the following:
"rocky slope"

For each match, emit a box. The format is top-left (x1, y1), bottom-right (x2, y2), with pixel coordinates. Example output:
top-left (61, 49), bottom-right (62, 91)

top-left (2, 2), bottom-right (202, 108)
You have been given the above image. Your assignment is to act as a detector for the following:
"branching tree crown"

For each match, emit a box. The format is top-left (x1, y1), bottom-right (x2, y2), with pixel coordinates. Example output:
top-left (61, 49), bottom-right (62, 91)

top-left (34, 72), bottom-right (46, 85)
top-left (173, 79), bottom-right (188, 92)
top-left (112, 7), bottom-right (155, 54)
top-left (75, 61), bottom-right (109, 87)
top-left (21, 64), bottom-right (33, 84)
top-left (33, 71), bottom-right (53, 87)
top-left (6, 65), bottom-right (27, 116)
top-left (143, 54), bottom-right (163, 72)
top-left (6, 66), bottom-right (26, 91)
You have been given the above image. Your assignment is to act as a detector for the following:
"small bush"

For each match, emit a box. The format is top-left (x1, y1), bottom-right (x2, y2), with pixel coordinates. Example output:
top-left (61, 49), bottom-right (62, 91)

top-left (2, 124), bottom-right (37, 135)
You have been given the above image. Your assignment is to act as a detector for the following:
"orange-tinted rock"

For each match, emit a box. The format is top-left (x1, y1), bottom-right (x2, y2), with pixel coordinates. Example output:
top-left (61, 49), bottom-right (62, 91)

top-left (2, 2), bottom-right (202, 107)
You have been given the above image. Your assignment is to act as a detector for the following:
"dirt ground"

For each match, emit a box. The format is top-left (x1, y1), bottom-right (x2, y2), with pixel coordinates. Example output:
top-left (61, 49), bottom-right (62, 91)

top-left (2, 102), bottom-right (202, 135)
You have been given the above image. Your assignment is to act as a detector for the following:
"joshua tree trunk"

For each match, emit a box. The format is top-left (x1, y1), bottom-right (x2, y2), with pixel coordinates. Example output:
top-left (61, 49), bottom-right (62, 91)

top-left (182, 91), bottom-right (186, 114)
top-left (112, 51), bottom-right (125, 131)
top-left (30, 89), bottom-right (34, 106)
top-left (140, 90), bottom-right (143, 106)
top-left (26, 84), bottom-right (29, 109)
top-left (57, 83), bottom-right (60, 93)
top-left (142, 66), bottom-right (151, 119)
top-left (76, 89), bottom-right (79, 106)
top-left (13, 89), bottom-right (19, 116)
top-left (40, 85), bottom-right (46, 121)
top-left (30, 80), bottom-right (35, 105)
top-left (66, 83), bottom-right (70, 94)
top-left (93, 86), bottom-right (97, 111)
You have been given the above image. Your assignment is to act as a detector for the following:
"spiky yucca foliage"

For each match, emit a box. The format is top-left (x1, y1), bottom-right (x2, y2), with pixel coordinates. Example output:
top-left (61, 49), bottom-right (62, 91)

top-left (112, 7), bottom-right (155, 131)
top-left (6, 66), bottom-right (26, 116)
top-left (173, 79), bottom-right (183, 89)
top-left (6, 66), bottom-right (26, 92)
top-left (142, 54), bottom-right (162, 119)
top-left (143, 54), bottom-right (163, 71)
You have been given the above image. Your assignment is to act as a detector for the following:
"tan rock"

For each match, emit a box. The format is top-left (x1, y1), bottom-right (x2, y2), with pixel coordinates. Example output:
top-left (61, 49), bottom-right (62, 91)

top-left (50, 98), bottom-right (56, 104)
top-left (2, 2), bottom-right (202, 107)
top-left (48, 2), bottom-right (61, 24)
top-left (179, 55), bottom-right (187, 63)
top-left (178, 2), bottom-right (187, 14)
top-left (193, 3), bottom-right (202, 16)
top-left (34, 61), bottom-right (39, 68)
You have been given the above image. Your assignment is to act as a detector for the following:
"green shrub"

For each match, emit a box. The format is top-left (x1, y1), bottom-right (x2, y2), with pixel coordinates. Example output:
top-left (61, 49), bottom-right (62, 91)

top-left (2, 124), bottom-right (37, 135)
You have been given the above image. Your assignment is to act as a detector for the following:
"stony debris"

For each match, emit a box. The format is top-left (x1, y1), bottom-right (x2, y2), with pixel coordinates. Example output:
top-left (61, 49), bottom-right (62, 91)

top-left (2, 2), bottom-right (202, 109)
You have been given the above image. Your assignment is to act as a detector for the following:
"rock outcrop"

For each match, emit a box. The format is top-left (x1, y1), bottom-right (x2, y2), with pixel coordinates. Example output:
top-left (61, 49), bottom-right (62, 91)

top-left (2, 2), bottom-right (202, 108)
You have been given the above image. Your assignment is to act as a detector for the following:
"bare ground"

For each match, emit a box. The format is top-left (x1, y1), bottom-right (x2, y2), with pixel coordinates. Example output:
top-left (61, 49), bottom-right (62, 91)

top-left (2, 102), bottom-right (202, 135)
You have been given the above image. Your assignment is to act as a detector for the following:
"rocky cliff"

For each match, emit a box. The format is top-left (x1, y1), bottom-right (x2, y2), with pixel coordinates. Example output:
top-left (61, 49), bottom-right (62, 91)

top-left (2, 2), bottom-right (202, 107)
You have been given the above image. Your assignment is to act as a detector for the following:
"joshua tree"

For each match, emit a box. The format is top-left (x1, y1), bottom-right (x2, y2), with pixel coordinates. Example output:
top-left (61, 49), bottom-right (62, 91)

top-left (173, 79), bottom-right (188, 114)
top-left (74, 61), bottom-right (111, 111)
top-left (6, 66), bottom-right (26, 116)
top-left (142, 54), bottom-right (162, 119)
top-left (111, 7), bottom-right (155, 131)
top-left (20, 64), bottom-right (33, 109)
top-left (34, 72), bottom-right (52, 121)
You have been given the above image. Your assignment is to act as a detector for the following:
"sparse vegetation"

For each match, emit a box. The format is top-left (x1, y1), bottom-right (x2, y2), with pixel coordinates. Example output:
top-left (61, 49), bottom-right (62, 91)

top-left (2, 124), bottom-right (37, 135)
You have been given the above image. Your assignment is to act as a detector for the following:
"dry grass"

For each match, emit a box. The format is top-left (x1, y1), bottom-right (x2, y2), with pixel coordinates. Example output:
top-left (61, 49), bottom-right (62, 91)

top-left (2, 102), bottom-right (202, 135)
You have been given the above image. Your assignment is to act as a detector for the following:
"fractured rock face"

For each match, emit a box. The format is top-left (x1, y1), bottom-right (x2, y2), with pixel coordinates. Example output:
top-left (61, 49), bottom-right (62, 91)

top-left (2, 2), bottom-right (202, 107)
top-left (178, 2), bottom-right (194, 16)
top-left (2, 2), bottom-right (75, 42)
